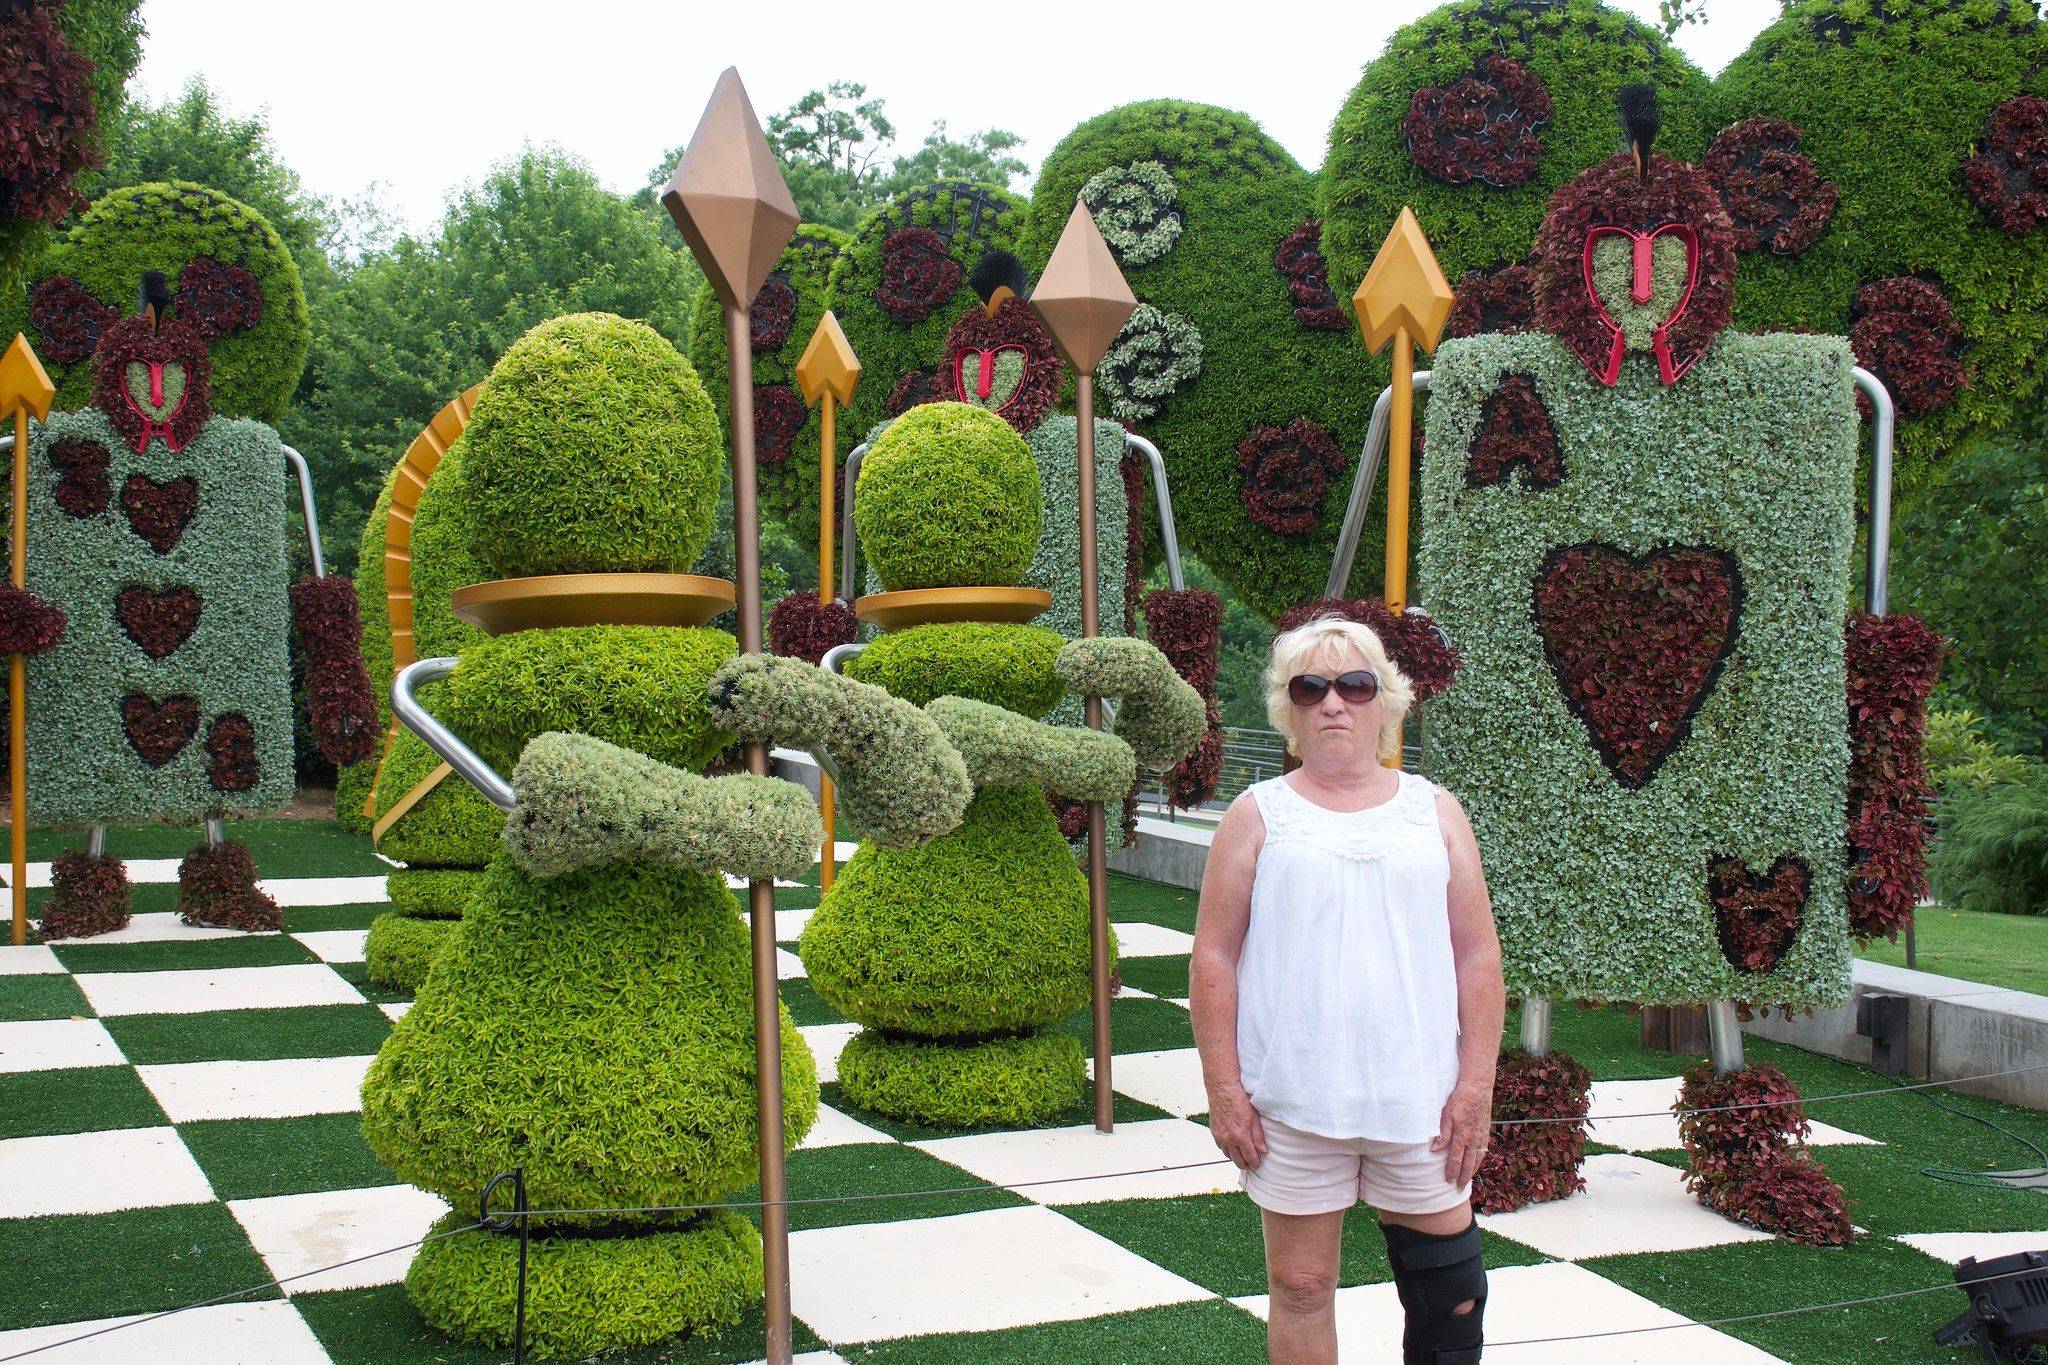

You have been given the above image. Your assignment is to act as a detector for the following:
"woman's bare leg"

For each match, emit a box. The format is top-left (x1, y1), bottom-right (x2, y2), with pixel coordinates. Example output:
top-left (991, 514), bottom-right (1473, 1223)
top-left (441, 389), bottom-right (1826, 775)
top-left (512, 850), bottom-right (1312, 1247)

top-left (1261, 1206), bottom-right (1346, 1363)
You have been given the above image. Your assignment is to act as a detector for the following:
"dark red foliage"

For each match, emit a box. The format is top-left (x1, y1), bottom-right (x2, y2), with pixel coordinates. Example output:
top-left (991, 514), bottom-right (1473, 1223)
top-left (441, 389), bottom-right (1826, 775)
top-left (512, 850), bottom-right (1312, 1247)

top-left (119, 473), bottom-right (198, 554)
top-left (1534, 153), bottom-right (1737, 386)
top-left (114, 584), bottom-right (201, 659)
top-left (1703, 118), bottom-right (1838, 255)
top-left (47, 437), bottom-right (111, 517)
top-left (1962, 96), bottom-right (2048, 235)
top-left (1277, 598), bottom-right (1462, 703)
top-left (1404, 55), bottom-right (1552, 188)
top-left (41, 851), bottom-right (129, 940)
top-left (1532, 544), bottom-right (1741, 788)
top-left (1843, 611), bottom-right (1945, 941)
top-left (1473, 1048), bottom-right (1591, 1213)
top-left (0, 583), bottom-right (65, 656)
top-left (1141, 587), bottom-right (1225, 809)
top-left (122, 692), bottom-right (199, 766)
top-left (1445, 261), bottom-right (1538, 341)
top-left (941, 297), bottom-right (1061, 433)
top-left (1676, 1060), bottom-right (1850, 1246)
top-left (1707, 855), bottom-right (1810, 973)
top-left (749, 276), bottom-right (798, 351)
top-left (1165, 706), bottom-right (1226, 811)
top-left (27, 276), bottom-right (116, 365)
top-left (885, 366), bottom-right (947, 418)
top-left (1236, 418), bottom-right (1344, 536)
top-left (1273, 220), bottom-right (1347, 331)
top-left (1698, 1151), bottom-right (1855, 1247)
top-left (1850, 277), bottom-right (1970, 418)
top-left (291, 574), bottom-right (377, 766)
top-left (0, 4), bottom-right (99, 225)
top-left (93, 314), bottom-right (214, 453)
top-left (177, 840), bottom-right (281, 932)
top-left (874, 226), bottom-right (961, 323)
top-left (768, 592), bottom-right (857, 664)
top-left (1050, 792), bottom-right (1089, 840)
top-left (173, 256), bottom-right (264, 339)
top-left (205, 713), bottom-right (260, 792)
top-left (1121, 449), bottom-right (1146, 634)
top-left (753, 382), bottom-right (807, 467)
top-left (1465, 374), bottom-right (1561, 489)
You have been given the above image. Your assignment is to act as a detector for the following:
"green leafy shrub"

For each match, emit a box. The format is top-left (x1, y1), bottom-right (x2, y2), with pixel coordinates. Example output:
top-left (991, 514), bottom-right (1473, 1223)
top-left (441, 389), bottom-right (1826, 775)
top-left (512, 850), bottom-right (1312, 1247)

top-left (855, 403), bottom-right (1041, 590)
top-left (370, 722), bottom-right (500, 868)
top-left (459, 313), bottom-right (721, 577)
top-left (1927, 710), bottom-right (2035, 794)
top-left (1027, 101), bottom-right (1374, 621)
top-left (837, 1030), bottom-right (1086, 1129)
top-left (363, 911), bottom-right (454, 992)
top-left (1931, 764), bottom-right (2048, 916)
top-left (1, 182), bottom-right (309, 420)
top-left (1712, 0), bottom-right (2048, 488)
top-left (1022, 416), bottom-right (1129, 726)
top-left (386, 867), bottom-right (482, 919)
top-left (846, 622), bottom-right (1065, 718)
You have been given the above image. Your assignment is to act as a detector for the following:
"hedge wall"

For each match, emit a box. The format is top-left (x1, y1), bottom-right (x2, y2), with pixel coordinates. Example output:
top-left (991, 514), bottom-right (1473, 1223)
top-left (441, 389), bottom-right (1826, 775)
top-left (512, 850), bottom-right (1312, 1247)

top-left (24, 408), bottom-right (295, 823)
top-left (1025, 102), bottom-right (1372, 622)
top-left (1418, 330), bottom-right (1858, 1007)
top-left (333, 469), bottom-right (399, 831)
top-left (687, 224), bottom-right (848, 550)
top-left (1021, 415), bottom-right (1129, 728)
top-left (1712, 0), bottom-right (2048, 488)
top-left (0, 182), bottom-right (310, 421)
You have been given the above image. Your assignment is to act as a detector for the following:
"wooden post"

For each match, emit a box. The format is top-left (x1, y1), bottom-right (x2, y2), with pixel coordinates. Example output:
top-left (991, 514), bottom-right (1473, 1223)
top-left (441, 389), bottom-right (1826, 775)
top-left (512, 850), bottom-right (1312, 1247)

top-left (1, 335), bottom-right (55, 947)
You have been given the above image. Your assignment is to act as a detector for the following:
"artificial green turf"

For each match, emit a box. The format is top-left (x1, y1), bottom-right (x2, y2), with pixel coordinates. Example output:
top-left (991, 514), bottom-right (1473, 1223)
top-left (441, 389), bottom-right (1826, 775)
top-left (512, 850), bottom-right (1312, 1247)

top-left (778, 979), bottom-right (843, 1027)
top-left (1104, 872), bottom-right (1199, 934)
top-left (842, 1299), bottom-right (1272, 1362)
top-left (818, 1082), bottom-right (1174, 1143)
top-left (1861, 908), bottom-right (2048, 996)
top-left (1810, 1142), bottom-right (2048, 1237)
top-left (1048, 996), bottom-right (1196, 1054)
top-left (1057, 1191), bottom-right (1548, 1297)
top-left (52, 933), bottom-right (317, 975)
top-left (329, 960), bottom-right (411, 1006)
top-left (105, 1004), bottom-right (392, 1065)
top-left (1116, 954), bottom-right (1190, 1000)
top-left (729, 1140), bottom-right (1028, 1233)
top-left (25, 819), bottom-right (385, 876)
top-left (0, 1202), bottom-right (276, 1331)
top-left (0, 1066), bottom-right (166, 1139)
top-left (284, 901), bottom-right (390, 933)
top-left (179, 1112), bottom-right (396, 1201)
top-left (0, 972), bottom-right (91, 1021)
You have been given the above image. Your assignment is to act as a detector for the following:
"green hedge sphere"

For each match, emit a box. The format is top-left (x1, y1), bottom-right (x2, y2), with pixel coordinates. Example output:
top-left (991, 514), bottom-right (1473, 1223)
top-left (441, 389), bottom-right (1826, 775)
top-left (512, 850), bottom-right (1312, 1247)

top-left (855, 402), bottom-right (1042, 591)
top-left (846, 622), bottom-right (1067, 719)
top-left (458, 313), bottom-right (722, 577)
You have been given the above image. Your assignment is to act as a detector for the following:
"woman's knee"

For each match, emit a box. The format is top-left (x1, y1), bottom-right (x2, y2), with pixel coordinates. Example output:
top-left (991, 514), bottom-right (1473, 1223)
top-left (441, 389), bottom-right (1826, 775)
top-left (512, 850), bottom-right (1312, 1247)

top-left (1268, 1259), bottom-right (1339, 1315)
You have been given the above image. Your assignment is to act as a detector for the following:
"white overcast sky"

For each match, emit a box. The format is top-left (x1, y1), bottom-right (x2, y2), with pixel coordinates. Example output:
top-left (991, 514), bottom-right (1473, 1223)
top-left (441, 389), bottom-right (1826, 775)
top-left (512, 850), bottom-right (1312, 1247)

top-left (127, 0), bottom-right (1786, 237)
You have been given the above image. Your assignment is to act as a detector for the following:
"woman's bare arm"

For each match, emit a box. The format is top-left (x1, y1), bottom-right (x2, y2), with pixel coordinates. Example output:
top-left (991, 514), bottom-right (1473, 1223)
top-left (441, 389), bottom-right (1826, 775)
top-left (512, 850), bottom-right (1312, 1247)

top-left (1192, 790), bottom-right (1266, 1167)
top-left (1432, 787), bottom-right (1506, 1186)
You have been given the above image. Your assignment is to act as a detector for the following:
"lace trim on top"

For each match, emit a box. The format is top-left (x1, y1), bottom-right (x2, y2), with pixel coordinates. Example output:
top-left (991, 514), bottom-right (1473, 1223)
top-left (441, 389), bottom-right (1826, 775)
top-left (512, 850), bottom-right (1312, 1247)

top-left (1256, 773), bottom-right (1440, 863)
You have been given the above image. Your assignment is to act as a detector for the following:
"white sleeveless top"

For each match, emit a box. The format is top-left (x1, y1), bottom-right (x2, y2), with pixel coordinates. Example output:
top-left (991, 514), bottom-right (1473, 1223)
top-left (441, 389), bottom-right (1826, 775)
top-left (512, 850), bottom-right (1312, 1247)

top-left (1236, 771), bottom-right (1461, 1143)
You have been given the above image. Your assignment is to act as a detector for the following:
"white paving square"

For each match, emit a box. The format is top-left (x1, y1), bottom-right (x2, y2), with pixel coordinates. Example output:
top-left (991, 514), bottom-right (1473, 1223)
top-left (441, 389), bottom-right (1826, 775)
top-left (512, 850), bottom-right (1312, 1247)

top-left (0, 1300), bottom-right (329, 1363)
top-left (743, 1355), bottom-right (848, 1365)
top-left (0, 944), bottom-right (65, 974)
top-left (230, 1183), bottom-right (449, 1294)
top-left (379, 1001), bottom-right (411, 1022)
top-left (47, 912), bottom-right (253, 944)
top-left (778, 947), bottom-right (807, 979)
top-left (290, 929), bottom-right (368, 964)
top-left (1112, 921), bottom-right (1195, 958)
top-left (913, 1118), bottom-right (1234, 1206)
top-left (138, 1055), bottom-right (375, 1122)
top-left (0, 1128), bottom-right (211, 1216)
top-left (76, 964), bottom-right (364, 1017)
top-left (1590, 1077), bottom-right (1880, 1153)
top-left (1092, 1047), bottom-right (1210, 1118)
top-left (1232, 1261), bottom-right (1781, 1363)
top-left (20, 856), bottom-right (183, 889)
top-left (777, 907), bottom-right (814, 941)
top-left (0, 1018), bottom-right (123, 1073)
top-left (1479, 1153), bottom-right (1776, 1258)
top-left (800, 1104), bottom-right (893, 1149)
top-left (800, 1022), bottom-right (861, 1084)
top-left (789, 1204), bottom-right (1209, 1342)
top-left (1898, 1230), bottom-right (2048, 1265)
top-left (258, 875), bottom-right (390, 907)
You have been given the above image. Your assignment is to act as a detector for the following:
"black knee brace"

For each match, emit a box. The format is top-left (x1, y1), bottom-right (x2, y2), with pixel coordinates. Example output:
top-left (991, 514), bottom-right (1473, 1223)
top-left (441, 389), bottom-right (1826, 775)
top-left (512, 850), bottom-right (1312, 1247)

top-left (1380, 1218), bottom-right (1487, 1364)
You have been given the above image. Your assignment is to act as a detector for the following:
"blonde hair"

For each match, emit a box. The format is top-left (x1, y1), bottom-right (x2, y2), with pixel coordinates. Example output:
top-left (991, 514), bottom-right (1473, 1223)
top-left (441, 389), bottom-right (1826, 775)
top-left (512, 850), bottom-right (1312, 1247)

top-left (1265, 615), bottom-right (1414, 760)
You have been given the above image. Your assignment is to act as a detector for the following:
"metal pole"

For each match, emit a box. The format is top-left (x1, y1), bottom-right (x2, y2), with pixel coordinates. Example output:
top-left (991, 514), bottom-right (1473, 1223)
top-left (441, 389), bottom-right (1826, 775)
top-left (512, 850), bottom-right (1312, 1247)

top-left (1851, 367), bottom-right (1911, 969)
top-left (1519, 996), bottom-right (1552, 1056)
top-left (1707, 999), bottom-right (1745, 1074)
top-left (1123, 433), bottom-right (1184, 591)
top-left (838, 443), bottom-right (869, 605)
top-left (817, 399), bottom-right (837, 895)
top-left (1078, 376), bottom-right (1114, 1135)
top-left (281, 446), bottom-right (326, 577)
top-left (1323, 375), bottom-right (1432, 602)
top-left (728, 303), bottom-right (792, 1365)
top-left (391, 658), bottom-right (516, 809)
top-left (9, 410), bottom-right (26, 945)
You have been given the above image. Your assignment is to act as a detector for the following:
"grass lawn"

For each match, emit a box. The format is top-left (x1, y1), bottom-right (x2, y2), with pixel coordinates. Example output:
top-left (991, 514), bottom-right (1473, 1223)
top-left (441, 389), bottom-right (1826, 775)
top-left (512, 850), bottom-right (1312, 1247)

top-left (1861, 907), bottom-right (2048, 996)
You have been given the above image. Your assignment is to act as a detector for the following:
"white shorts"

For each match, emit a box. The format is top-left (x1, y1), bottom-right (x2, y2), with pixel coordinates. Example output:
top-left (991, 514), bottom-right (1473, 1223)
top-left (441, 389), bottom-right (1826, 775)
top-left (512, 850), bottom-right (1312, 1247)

top-left (1240, 1113), bottom-right (1471, 1217)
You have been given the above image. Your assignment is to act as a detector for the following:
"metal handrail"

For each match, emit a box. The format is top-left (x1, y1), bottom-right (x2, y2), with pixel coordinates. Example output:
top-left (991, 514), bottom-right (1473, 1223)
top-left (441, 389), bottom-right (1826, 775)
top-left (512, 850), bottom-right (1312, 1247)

top-left (392, 657), bottom-right (516, 810)
top-left (1123, 431), bottom-right (1184, 592)
top-left (837, 444), bottom-right (869, 604)
top-left (1852, 366), bottom-right (1895, 615)
top-left (1324, 374), bottom-right (1431, 600)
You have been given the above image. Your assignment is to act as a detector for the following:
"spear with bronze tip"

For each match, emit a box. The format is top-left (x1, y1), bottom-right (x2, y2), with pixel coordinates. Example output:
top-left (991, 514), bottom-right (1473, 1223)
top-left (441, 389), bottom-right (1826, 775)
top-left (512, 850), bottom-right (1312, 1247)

top-left (662, 68), bottom-right (803, 1365)
top-left (794, 311), bottom-right (859, 894)
top-left (1030, 202), bottom-right (1137, 1134)
top-left (0, 335), bottom-right (55, 947)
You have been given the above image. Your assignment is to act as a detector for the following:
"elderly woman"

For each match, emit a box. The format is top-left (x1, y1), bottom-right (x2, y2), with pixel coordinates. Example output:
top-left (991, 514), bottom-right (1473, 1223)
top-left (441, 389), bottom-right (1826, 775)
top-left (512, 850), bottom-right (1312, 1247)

top-left (1193, 615), bottom-right (1504, 1364)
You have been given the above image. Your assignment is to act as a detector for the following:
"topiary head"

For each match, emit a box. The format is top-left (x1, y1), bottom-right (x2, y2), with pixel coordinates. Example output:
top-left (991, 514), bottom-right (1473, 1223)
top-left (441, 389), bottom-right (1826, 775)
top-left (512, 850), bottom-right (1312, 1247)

top-left (458, 313), bottom-right (723, 579)
top-left (854, 402), bottom-right (1042, 591)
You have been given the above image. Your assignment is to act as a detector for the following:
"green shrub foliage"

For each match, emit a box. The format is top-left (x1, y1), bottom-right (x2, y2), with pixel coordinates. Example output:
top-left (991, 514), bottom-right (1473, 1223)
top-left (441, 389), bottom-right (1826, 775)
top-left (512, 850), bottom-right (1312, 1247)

top-left (1022, 415), bottom-right (1129, 726)
top-left (1028, 102), bottom-right (1375, 621)
top-left (847, 623), bottom-right (1067, 718)
top-left (837, 1030), bottom-right (1087, 1130)
top-left (386, 867), bottom-right (482, 919)
top-left (333, 470), bottom-right (400, 832)
top-left (459, 313), bottom-right (722, 577)
top-left (2, 182), bottom-right (310, 421)
top-left (363, 910), bottom-right (454, 992)
top-left (1930, 764), bottom-right (2048, 916)
top-left (855, 403), bottom-right (1042, 590)
top-left (1420, 331), bottom-right (1859, 1006)
top-left (370, 721), bottom-right (500, 868)
top-left (1712, 0), bottom-right (2048, 486)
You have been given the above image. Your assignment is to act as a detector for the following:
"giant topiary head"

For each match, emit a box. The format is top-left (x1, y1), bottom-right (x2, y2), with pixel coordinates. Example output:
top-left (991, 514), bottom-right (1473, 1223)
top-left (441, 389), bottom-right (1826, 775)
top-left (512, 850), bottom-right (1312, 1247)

top-left (854, 401), bottom-right (1042, 591)
top-left (458, 312), bottom-right (722, 579)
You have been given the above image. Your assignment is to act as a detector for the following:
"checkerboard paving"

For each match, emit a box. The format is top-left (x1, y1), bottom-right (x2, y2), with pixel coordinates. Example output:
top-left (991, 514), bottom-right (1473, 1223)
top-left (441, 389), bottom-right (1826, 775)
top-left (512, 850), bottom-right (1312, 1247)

top-left (3, 834), bottom-right (2045, 1364)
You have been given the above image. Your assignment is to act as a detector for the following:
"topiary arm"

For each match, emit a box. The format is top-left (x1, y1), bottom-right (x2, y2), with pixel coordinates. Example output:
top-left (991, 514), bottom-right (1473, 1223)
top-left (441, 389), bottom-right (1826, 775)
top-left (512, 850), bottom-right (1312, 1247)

top-left (706, 653), bottom-right (972, 846)
top-left (924, 695), bottom-right (1135, 802)
top-left (503, 731), bottom-right (820, 882)
top-left (1055, 637), bottom-right (1208, 770)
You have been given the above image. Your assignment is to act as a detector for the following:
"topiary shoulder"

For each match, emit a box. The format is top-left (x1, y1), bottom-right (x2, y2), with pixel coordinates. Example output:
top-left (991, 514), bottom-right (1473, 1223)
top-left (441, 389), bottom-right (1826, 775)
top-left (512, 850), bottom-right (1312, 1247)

top-left (847, 622), bottom-right (1066, 719)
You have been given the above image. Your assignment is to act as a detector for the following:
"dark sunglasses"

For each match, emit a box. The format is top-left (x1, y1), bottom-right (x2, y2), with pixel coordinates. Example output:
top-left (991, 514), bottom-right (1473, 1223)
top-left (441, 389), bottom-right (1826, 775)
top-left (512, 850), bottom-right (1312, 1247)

top-left (1287, 670), bottom-right (1380, 707)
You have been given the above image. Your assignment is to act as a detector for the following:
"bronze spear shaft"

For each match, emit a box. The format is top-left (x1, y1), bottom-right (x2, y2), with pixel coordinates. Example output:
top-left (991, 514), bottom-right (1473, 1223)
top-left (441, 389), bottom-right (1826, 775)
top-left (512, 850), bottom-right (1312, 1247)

top-left (1075, 375), bottom-right (1114, 1132)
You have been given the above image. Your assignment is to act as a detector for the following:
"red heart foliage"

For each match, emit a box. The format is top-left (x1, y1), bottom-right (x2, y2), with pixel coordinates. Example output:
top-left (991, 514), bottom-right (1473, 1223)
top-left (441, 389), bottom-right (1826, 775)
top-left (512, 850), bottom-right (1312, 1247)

top-left (1707, 854), bottom-right (1810, 974)
top-left (121, 692), bottom-right (199, 766)
top-left (119, 473), bottom-right (198, 554)
top-left (114, 584), bottom-right (202, 659)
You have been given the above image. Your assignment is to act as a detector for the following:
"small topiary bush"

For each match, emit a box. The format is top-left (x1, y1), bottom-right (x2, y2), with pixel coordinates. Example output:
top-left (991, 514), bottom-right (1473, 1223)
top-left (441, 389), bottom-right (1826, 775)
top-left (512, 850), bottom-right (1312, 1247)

top-left (846, 623), bottom-right (1066, 718)
top-left (364, 910), bottom-right (455, 992)
top-left (387, 867), bottom-right (484, 919)
top-left (854, 403), bottom-right (1042, 591)
top-left (1472, 1047), bottom-right (1591, 1213)
top-left (458, 313), bottom-right (722, 578)
top-left (837, 1029), bottom-right (1087, 1129)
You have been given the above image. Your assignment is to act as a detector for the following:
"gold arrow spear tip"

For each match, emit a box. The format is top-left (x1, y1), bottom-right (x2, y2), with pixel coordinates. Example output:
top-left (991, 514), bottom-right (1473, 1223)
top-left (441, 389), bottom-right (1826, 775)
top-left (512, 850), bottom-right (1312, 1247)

top-left (1353, 205), bottom-right (1455, 358)
top-left (795, 310), bottom-right (861, 408)
top-left (0, 334), bottom-right (56, 422)
top-left (664, 67), bottom-right (800, 311)
top-left (1030, 199), bottom-right (1137, 375)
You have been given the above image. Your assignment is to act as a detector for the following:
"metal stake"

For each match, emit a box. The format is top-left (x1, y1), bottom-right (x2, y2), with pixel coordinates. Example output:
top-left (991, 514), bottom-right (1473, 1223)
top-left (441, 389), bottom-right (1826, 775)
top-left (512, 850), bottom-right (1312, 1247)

top-left (1078, 378), bottom-right (1113, 1133)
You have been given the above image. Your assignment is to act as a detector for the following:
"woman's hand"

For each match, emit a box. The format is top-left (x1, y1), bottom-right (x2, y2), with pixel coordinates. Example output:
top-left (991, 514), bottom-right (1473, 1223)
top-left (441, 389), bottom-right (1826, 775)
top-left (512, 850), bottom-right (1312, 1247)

top-left (1432, 1081), bottom-right (1492, 1187)
top-left (1208, 1084), bottom-right (1268, 1170)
